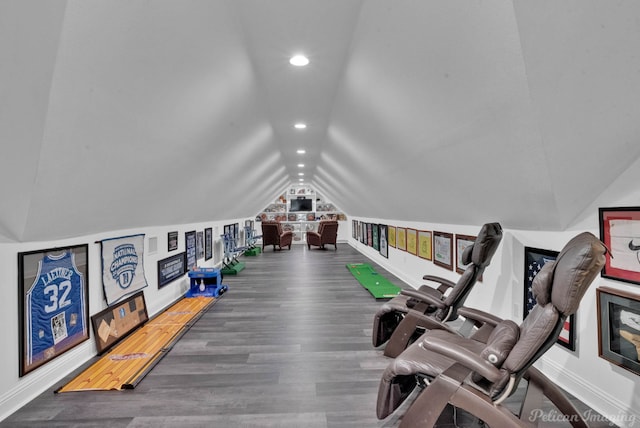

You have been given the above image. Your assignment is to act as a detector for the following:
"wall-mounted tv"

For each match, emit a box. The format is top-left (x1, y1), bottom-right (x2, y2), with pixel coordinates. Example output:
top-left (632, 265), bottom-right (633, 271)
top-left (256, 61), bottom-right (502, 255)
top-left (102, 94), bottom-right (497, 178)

top-left (290, 198), bottom-right (313, 212)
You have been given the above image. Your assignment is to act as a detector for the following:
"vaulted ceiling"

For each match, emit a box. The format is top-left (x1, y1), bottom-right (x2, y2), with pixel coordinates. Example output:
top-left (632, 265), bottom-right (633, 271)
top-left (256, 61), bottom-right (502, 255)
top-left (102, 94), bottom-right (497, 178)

top-left (1, 0), bottom-right (640, 243)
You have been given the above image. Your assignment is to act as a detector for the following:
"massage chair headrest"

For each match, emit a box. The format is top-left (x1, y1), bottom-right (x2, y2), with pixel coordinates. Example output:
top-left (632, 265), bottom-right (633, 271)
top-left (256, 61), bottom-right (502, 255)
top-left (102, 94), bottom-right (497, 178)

top-left (468, 222), bottom-right (503, 268)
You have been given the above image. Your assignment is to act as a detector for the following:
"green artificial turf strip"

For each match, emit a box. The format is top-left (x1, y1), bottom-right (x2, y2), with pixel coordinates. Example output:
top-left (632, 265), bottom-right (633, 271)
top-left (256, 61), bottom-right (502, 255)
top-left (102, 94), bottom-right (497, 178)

top-left (346, 263), bottom-right (401, 299)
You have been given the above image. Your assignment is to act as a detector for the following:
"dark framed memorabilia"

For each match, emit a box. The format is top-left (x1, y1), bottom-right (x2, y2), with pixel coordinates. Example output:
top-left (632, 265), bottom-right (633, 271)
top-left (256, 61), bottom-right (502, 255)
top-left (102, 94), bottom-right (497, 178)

top-left (372, 224), bottom-right (380, 251)
top-left (388, 226), bottom-right (397, 248)
top-left (367, 223), bottom-right (373, 247)
top-left (396, 227), bottom-right (407, 251)
top-left (167, 231), bottom-right (178, 252)
top-left (223, 225), bottom-right (231, 237)
top-left (433, 231), bottom-right (453, 270)
top-left (185, 230), bottom-right (197, 271)
top-left (406, 229), bottom-right (418, 256)
top-left (599, 207), bottom-right (640, 285)
top-left (157, 252), bottom-right (187, 289)
top-left (455, 234), bottom-right (476, 275)
top-left (196, 231), bottom-right (204, 260)
top-left (360, 222), bottom-right (366, 244)
top-left (352, 220), bottom-right (357, 239)
top-left (205, 227), bottom-right (213, 261)
top-left (597, 287), bottom-right (640, 376)
top-left (524, 247), bottom-right (575, 350)
top-left (90, 291), bottom-right (148, 355)
top-left (18, 244), bottom-right (90, 376)
top-left (379, 224), bottom-right (389, 258)
top-left (418, 230), bottom-right (433, 260)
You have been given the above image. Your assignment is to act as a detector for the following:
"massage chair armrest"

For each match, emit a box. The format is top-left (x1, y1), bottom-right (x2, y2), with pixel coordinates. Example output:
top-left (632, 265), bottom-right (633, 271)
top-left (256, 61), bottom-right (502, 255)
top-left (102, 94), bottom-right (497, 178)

top-left (422, 275), bottom-right (456, 294)
top-left (457, 307), bottom-right (503, 327)
top-left (420, 335), bottom-right (502, 383)
top-left (402, 310), bottom-right (462, 335)
top-left (400, 289), bottom-right (446, 309)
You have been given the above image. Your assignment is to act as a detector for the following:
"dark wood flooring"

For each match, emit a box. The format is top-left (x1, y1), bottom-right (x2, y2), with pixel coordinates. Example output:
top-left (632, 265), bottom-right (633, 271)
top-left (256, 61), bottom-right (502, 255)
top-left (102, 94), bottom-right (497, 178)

top-left (2, 244), bottom-right (615, 427)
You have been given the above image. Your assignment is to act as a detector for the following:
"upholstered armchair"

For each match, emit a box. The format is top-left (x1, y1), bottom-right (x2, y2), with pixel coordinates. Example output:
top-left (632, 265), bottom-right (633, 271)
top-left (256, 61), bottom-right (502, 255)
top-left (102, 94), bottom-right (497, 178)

top-left (260, 221), bottom-right (293, 251)
top-left (306, 220), bottom-right (338, 250)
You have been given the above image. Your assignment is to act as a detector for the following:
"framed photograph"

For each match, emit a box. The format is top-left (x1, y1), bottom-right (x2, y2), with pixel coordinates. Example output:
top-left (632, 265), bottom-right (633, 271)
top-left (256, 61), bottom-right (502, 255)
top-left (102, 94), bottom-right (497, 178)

top-left (524, 247), bottom-right (575, 350)
top-left (18, 244), bottom-right (90, 376)
top-left (196, 231), bottom-right (204, 260)
top-left (90, 290), bottom-right (148, 355)
top-left (157, 252), bottom-right (187, 289)
top-left (388, 226), bottom-right (397, 248)
top-left (418, 230), bottom-right (433, 260)
top-left (168, 231), bottom-right (179, 252)
top-left (599, 207), bottom-right (640, 285)
top-left (205, 227), bottom-right (213, 261)
top-left (372, 224), bottom-right (380, 251)
top-left (185, 230), bottom-right (196, 271)
top-left (406, 229), bottom-right (418, 256)
top-left (455, 234), bottom-right (476, 275)
top-left (396, 227), bottom-right (407, 251)
top-left (367, 223), bottom-right (373, 247)
top-left (597, 287), bottom-right (640, 376)
top-left (352, 220), bottom-right (357, 239)
top-left (379, 224), bottom-right (389, 258)
top-left (433, 231), bottom-right (453, 270)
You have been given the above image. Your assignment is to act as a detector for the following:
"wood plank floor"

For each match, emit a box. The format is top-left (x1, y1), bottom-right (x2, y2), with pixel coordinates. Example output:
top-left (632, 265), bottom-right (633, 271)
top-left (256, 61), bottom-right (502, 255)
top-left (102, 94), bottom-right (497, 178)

top-left (2, 244), bottom-right (615, 427)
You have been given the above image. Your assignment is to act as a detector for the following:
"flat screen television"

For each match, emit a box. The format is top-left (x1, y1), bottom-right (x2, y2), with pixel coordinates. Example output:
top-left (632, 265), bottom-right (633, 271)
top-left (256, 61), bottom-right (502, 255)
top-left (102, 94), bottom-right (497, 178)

top-left (290, 198), bottom-right (313, 212)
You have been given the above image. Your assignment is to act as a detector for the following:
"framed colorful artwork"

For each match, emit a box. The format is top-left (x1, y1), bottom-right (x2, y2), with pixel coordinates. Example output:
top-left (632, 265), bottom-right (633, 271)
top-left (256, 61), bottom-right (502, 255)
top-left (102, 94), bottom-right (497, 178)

top-left (597, 287), bottom-right (640, 376)
top-left (396, 227), bottom-right (407, 251)
top-left (599, 207), bottom-right (640, 285)
top-left (455, 234), bottom-right (476, 275)
top-left (524, 247), bottom-right (575, 351)
top-left (418, 230), bottom-right (432, 260)
top-left (388, 226), bottom-right (397, 248)
top-left (406, 229), bottom-right (418, 256)
top-left (433, 231), bottom-right (453, 270)
top-left (18, 244), bottom-right (90, 376)
top-left (379, 224), bottom-right (389, 258)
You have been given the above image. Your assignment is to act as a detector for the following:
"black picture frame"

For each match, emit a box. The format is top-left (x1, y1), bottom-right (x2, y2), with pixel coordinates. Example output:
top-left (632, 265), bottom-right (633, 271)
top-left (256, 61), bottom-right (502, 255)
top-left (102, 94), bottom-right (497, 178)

top-left (185, 230), bottom-right (196, 271)
top-left (379, 224), bottom-right (389, 258)
top-left (599, 206), bottom-right (640, 286)
top-left (168, 231), bottom-right (178, 252)
top-left (157, 252), bottom-right (187, 289)
top-left (196, 231), bottom-right (204, 260)
top-left (597, 287), bottom-right (640, 376)
top-left (372, 224), bottom-right (380, 251)
top-left (205, 227), bottom-right (213, 261)
top-left (18, 244), bottom-right (90, 376)
top-left (524, 246), bottom-right (576, 351)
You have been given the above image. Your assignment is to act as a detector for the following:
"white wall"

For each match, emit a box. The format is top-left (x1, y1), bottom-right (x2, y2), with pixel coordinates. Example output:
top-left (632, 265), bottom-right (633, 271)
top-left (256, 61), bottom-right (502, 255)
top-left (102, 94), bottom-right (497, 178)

top-left (348, 218), bottom-right (640, 428)
top-left (0, 218), bottom-right (249, 422)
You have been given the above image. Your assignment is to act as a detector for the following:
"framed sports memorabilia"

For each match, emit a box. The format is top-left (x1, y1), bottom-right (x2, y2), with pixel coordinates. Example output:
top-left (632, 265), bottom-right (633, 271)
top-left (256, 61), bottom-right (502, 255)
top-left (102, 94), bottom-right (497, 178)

top-left (205, 227), bottom-right (213, 261)
top-left (157, 252), bottom-right (187, 289)
top-left (352, 220), bottom-right (357, 239)
top-left (196, 231), bottom-right (204, 260)
top-left (167, 231), bottom-right (178, 252)
top-left (433, 231), bottom-right (453, 270)
top-left (100, 234), bottom-right (149, 305)
top-left (185, 230), bottom-right (197, 271)
top-left (597, 287), bottom-right (640, 376)
top-left (372, 224), bottom-right (380, 251)
top-left (418, 230), bottom-right (432, 260)
top-left (455, 234), bottom-right (476, 275)
top-left (367, 223), bottom-right (373, 247)
top-left (379, 224), bottom-right (389, 258)
top-left (18, 244), bottom-right (90, 377)
top-left (524, 247), bottom-right (575, 351)
top-left (396, 227), bottom-right (407, 251)
top-left (406, 229), bottom-right (418, 256)
top-left (599, 207), bottom-right (640, 285)
top-left (90, 291), bottom-right (148, 355)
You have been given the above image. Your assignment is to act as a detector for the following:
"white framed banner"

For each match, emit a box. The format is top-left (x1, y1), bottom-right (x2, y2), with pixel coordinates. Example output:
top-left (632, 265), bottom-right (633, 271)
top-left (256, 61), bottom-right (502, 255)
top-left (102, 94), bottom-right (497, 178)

top-left (100, 234), bottom-right (148, 305)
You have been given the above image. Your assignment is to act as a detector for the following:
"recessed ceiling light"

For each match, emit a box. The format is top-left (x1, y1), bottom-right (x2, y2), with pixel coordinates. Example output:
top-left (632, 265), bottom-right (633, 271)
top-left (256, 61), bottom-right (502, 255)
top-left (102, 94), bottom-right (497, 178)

top-left (289, 55), bottom-right (309, 66)
top-left (297, 164), bottom-right (304, 168)
top-left (298, 172), bottom-right (304, 176)
top-left (296, 149), bottom-right (306, 154)
top-left (299, 178), bottom-right (304, 182)
top-left (294, 123), bottom-right (307, 129)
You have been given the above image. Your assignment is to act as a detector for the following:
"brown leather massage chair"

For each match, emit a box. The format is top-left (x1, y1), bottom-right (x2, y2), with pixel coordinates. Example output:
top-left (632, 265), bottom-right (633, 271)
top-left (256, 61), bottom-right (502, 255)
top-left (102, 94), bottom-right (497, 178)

top-left (373, 222), bottom-right (503, 358)
top-left (376, 232), bottom-right (607, 428)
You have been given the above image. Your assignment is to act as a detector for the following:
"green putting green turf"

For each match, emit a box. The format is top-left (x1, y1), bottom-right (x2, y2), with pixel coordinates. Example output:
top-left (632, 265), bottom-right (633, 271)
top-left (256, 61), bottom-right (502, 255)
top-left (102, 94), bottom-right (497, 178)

top-left (346, 263), bottom-right (401, 299)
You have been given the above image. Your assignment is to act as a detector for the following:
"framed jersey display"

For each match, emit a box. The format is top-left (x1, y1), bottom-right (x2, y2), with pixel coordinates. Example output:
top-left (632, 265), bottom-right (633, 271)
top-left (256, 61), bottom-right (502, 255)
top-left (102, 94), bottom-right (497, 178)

top-left (18, 244), bottom-right (90, 377)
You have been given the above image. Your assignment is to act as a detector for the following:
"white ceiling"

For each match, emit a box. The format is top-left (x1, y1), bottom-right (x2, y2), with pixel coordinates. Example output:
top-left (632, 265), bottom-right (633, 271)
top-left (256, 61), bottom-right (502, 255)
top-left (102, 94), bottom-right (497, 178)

top-left (1, 0), bottom-right (640, 242)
